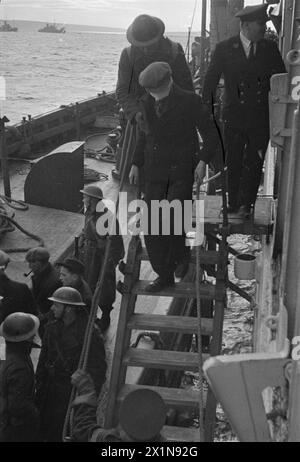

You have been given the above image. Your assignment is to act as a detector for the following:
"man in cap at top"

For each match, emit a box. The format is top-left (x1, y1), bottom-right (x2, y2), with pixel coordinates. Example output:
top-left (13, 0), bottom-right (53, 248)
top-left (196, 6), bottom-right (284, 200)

top-left (80, 185), bottom-right (125, 332)
top-left (70, 369), bottom-right (166, 443)
top-left (0, 312), bottom-right (40, 441)
top-left (35, 287), bottom-right (107, 442)
top-left (56, 257), bottom-right (93, 310)
top-left (0, 250), bottom-right (36, 325)
top-left (203, 4), bottom-right (286, 219)
top-left (129, 61), bottom-right (221, 292)
top-left (114, 14), bottom-right (194, 180)
top-left (25, 246), bottom-right (61, 337)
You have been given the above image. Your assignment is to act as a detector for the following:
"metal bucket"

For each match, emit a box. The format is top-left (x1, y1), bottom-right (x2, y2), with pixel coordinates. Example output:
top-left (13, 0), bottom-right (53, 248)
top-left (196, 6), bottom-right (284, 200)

top-left (234, 253), bottom-right (256, 280)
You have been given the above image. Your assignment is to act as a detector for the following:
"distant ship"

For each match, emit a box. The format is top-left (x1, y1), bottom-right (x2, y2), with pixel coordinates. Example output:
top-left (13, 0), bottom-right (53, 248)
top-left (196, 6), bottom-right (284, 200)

top-left (38, 23), bottom-right (66, 34)
top-left (0, 20), bottom-right (18, 32)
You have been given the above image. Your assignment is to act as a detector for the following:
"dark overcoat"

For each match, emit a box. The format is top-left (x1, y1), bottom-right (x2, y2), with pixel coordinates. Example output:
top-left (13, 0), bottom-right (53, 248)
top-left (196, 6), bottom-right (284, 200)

top-left (35, 312), bottom-right (107, 442)
top-left (202, 36), bottom-right (286, 130)
top-left (0, 273), bottom-right (36, 325)
top-left (116, 37), bottom-right (194, 121)
top-left (0, 345), bottom-right (39, 442)
top-left (82, 209), bottom-right (125, 304)
top-left (132, 84), bottom-right (220, 183)
top-left (30, 263), bottom-right (61, 315)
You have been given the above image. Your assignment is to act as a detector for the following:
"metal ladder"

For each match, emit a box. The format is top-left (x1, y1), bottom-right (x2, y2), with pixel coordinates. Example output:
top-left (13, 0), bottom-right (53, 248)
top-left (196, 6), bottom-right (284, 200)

top-left (104, 233), bottom-right (228, 442)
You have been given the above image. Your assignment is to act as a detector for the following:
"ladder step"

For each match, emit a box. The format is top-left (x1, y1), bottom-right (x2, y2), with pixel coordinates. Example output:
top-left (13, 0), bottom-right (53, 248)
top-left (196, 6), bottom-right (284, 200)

top-left (162, 425), bottom-right (201, 442)
top-left (132, 281), bottom-right (215, 299)
top-left (119, 384), bottom-right (206, 410)
top-left (128, 313), bottom-right (213, 336)
top-left (124, 348), bottom-right (209, 371)
top-left (138, 247), bottom-right (220, 265)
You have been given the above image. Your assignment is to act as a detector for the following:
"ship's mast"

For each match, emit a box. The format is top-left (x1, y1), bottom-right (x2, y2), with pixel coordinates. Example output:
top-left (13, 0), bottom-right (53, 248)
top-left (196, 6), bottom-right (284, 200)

top-left (209, 0), bottom-right (244, 51)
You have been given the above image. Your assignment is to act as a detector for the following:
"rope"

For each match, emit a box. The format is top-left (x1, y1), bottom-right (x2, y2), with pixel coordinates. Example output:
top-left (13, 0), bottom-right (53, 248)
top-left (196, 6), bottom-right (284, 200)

top-left (0, 212), bottom-right (44, 249)
top-left (195, 181), bottom-right (205, 442)
top-left (185, 0), bottom-right (199, 55)
top-left (201, 166), bottom-right (227, 186)
top-left (0, 194), bottom-right (29, 211)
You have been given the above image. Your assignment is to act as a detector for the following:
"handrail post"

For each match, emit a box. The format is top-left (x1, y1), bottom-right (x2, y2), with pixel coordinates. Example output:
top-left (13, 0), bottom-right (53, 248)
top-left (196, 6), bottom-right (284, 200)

top-left (0, 116), bottom-right (11, 199)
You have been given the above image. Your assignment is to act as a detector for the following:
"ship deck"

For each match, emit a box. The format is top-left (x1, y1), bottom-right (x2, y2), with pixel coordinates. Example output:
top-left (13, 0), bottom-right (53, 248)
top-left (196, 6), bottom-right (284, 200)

top-left (0, 155), bottom-right (169, 387)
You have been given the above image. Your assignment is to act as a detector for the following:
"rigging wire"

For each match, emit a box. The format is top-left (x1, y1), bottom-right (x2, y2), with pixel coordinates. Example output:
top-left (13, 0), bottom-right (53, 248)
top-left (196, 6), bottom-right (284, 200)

top-left (185, 0), bottom-right (199, 55)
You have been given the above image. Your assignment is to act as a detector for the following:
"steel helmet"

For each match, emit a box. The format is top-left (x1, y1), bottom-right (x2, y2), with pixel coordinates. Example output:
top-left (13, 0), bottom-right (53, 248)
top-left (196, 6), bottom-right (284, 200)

top-left (119, 389), bottom-right (166, 441)
top-left (0, 312), bottom-right (40, 342)
top-left (48, 287), bottom-right (86, 306)
top-left (80, 185), bottom-right (103, 200)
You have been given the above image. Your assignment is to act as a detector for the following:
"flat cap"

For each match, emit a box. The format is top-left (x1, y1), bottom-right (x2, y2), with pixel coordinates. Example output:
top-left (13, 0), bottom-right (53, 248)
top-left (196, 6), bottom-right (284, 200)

top-left (56, 257), bottom-right (84, 275)
top-left (139, 61), bottom-right (172, 90)
top-left (25, 247), bottom-right (50, 262)
top-left (0, 250), bottom-right (10, 268)
top-left (235, 4), bottom-right (269, 22)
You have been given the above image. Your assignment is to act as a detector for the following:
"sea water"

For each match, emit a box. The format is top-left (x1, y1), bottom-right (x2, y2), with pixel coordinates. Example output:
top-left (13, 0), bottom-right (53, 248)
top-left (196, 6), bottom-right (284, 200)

top-left (0, 30), bottom-right (187, 124)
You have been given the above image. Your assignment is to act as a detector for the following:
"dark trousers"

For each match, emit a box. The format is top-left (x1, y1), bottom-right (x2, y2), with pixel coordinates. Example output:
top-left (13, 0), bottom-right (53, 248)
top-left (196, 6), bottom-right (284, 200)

top-left (144, 178), bottom-right (193, 280)
top-left (224, 125), bottom-right (269, 208)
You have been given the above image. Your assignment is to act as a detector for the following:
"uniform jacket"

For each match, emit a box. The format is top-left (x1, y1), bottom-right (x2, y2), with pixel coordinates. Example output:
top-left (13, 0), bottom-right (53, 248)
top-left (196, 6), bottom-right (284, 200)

top-left (202, 36), bottom-right (286, 129)
top-left (83, 208), bottom-right (125, 296)
top-left (116, 37), bottom-right (194, 121)
top-left (35, 313), bottom-right (107, 441)
top-left (0, 345), bottom-right (39, 442)
top-left (36, 313), bottom-right (107, 399)
top-left (132, 84), bottom-right (221, 182)
top-left (0, 273), bottom-right (36, 325)
top-left (31, 263), bottom-right (61, 315)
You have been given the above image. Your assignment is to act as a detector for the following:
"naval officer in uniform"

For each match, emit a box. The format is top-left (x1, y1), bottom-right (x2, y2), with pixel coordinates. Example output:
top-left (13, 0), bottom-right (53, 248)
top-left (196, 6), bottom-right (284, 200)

top-left (203, 4), bottom-right (286, 218)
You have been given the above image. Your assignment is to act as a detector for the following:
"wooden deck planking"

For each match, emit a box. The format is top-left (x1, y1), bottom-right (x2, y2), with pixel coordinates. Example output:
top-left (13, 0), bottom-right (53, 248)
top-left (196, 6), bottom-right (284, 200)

top-left (1, 204), bottom-right (84, 282)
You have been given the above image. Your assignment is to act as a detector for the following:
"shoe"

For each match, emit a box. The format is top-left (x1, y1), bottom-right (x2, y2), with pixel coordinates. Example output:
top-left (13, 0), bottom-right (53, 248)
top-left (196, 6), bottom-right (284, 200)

top-left (145, 276), bottom-right (175, 293)
top-left (175, 258), bottom-right (190, 279)
top-left (96, 313), bottom-right (111, 332)
top-left (238, 205), bottom-right (252, 220)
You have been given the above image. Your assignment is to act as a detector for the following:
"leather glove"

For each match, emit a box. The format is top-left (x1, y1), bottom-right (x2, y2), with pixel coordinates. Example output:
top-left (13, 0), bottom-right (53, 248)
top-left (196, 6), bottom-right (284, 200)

top-left (71, 369), bottom-right (98, 407)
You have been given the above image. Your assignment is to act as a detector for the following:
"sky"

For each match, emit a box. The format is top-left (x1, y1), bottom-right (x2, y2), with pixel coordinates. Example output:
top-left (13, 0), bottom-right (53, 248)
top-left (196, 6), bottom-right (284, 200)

top-left (1, 0), bottom-right (264, 32)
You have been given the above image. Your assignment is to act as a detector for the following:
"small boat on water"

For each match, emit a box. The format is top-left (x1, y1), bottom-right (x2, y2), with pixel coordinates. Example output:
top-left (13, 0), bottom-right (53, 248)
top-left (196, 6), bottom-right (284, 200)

top-left (0, 20), bottom-right (17, 32)
top-left (38, 23), bottom-right (66, 33)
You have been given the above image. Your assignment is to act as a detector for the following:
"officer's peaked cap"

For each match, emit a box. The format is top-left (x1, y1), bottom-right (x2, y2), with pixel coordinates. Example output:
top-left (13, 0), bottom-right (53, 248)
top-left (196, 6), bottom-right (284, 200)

top-left (235, 4), bottom-right (269, 23)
